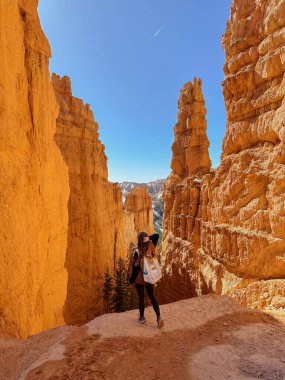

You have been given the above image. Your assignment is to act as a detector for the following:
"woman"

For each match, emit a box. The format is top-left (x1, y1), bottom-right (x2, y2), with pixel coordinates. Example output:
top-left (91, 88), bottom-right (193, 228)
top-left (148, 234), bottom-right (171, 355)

top-left (128, 231), bottom-right (164, 328)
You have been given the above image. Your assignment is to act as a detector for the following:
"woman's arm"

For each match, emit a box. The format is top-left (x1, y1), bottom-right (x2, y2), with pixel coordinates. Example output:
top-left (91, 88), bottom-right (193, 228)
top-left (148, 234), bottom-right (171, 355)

top-left (149, 233), bottom-right (159, 247)
top-left (128, 249), bottom-right (140, 284)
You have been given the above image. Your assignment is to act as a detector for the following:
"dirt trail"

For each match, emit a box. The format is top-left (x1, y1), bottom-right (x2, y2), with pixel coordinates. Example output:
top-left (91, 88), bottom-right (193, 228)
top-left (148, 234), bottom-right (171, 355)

top-left (1, 295), bottom-right (285, 380)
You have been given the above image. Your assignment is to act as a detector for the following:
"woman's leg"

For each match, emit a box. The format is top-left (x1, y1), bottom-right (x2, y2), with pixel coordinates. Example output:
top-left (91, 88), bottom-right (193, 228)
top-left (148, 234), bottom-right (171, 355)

top-left (135, 284), bottom-right (145, 317)
top-left (145, 284), bottom-right (160, 318)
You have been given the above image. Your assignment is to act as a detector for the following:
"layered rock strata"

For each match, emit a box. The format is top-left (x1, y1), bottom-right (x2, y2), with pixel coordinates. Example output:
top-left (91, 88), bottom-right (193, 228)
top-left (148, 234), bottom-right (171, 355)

top-left (53, 74), bottom-right (146, 325)
top-left (125, 187), bottom-right (154, 236)
top-left (160, 79), bottom-right (212, 302)
top-left (161, 0), bottom-right (285, 310)
top-left (170, 79), bottom-right (211, 179)
top-left (0, 2), bottom-right (154, 338)
top-left (0, 1), bottom-right (69, 338)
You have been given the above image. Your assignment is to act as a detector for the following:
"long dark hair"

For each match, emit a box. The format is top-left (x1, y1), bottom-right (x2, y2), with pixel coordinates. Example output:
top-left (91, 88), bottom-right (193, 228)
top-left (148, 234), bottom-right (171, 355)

top-left (137, 232), bottom-right (156, 267)
top-left (138, 231), bottom-right (149, 253)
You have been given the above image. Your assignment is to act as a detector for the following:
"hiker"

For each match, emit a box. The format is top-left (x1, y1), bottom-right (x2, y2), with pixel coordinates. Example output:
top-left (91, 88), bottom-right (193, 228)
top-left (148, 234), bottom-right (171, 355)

top-left (128, 231), bottom-right (164, 328)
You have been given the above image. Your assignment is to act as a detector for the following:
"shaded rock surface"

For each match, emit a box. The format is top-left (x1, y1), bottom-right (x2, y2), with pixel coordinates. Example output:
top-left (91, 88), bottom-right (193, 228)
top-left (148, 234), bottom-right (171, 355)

top-left (0, 0), bottom-right (69, 339)
top-left (1, 295), bottom-right (285, 380)
top-left (0, 3), bottom-right (154, 339)
top-left (52, 74), bottom-right (139, 325)
top-left (161, 0), bottom-right (285, 310)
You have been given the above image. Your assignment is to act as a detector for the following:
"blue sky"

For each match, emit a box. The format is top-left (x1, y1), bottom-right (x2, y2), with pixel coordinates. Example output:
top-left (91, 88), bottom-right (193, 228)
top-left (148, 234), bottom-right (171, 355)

top-left (38, 0), bottom-right (232, 183)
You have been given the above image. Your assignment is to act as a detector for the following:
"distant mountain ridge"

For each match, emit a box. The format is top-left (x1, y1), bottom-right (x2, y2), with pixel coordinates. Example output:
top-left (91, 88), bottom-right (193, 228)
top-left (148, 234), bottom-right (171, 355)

top-left (119, 179), bottom-right (165, 234)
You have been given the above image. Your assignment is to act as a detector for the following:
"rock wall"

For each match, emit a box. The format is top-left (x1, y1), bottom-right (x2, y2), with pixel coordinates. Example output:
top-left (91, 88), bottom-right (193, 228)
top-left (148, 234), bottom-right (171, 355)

top-left (160, 79), bottom-right (211, 302)
top-left (170, 79), bottom-right (211, 179)
top-left (125, 187), bottom-right (154, 236)
top-left (0, 2), bottom-right (153, 339)
top-left (0, 1), bottom-right (69, 338)
top-left (52, 74), bottom-right (143, 325)
top-left (161, 0), bottom-right (285, 310)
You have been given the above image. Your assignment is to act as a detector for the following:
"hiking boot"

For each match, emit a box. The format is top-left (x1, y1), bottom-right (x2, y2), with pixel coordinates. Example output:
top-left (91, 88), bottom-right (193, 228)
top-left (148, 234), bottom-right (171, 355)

top-left (138, 316), bottom-right (146, 323)
top-left (157, 316), bottom-right (164, 328)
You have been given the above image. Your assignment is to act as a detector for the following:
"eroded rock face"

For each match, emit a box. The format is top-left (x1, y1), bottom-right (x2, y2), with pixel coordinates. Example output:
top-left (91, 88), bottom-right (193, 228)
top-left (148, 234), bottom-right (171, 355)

top-left (125, 187), bottom-right (154, 236)
top-left (159, 79), bottom-right (211, 302)
top-left (0, 1), bottom-right (69, 338)
top-left (171, 78), bottom-right (211, 179)
top-left (0, 2), bottom-right (153, 339)
top-left (161, 0), bottom-right (285, 310)
top-left (52, 74), bottom-right (142, 325)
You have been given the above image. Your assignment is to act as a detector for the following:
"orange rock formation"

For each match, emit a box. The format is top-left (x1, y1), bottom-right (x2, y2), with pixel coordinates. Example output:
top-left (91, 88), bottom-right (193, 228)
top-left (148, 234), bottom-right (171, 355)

top-left (125, 187), bottom-right (154, 236)
top-left (0, 3), bottom-right (154, 338)
top-left (170, 79), bottom-right (211, 178)
top-left (52, 74), bottom-right (136, 325)
top-left (0, 0), bottom-right (70, 339)
top-left (161, 0), bottom-right (285, 310)
top-left (160, 78), bottom-right (212, 302)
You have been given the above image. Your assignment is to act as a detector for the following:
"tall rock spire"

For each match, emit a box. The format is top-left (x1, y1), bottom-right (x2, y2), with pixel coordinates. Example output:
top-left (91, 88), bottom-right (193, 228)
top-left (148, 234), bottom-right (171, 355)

top-left (159, 0), bottom-right (285, 310)
top-left (125, 187), bottom-right (154, 236)
top-left (171, 78), bottom-right (211, 178)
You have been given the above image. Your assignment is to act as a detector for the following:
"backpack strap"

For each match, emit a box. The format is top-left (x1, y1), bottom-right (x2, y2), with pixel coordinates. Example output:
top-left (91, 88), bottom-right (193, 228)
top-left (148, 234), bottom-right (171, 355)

top-left (133, 248), bottom-right (139, 260)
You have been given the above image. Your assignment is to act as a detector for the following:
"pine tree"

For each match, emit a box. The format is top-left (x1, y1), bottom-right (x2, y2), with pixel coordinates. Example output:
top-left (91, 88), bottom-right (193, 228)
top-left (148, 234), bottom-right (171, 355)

top-left (128, 280), bottom-right (139, 310)
top-left (112, 257), bottom-right (129, 312)
top-left (103, 267), bottom-right (113, 313)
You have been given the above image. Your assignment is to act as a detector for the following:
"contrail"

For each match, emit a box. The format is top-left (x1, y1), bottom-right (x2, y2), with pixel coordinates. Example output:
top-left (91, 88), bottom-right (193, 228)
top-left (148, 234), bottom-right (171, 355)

top-left (154, 24), bottom-right (165, 37)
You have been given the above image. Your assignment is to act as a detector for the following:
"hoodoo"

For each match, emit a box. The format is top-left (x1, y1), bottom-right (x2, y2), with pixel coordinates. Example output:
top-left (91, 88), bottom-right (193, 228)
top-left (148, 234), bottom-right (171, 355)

top-left (160, 0), bottom-right (285, 310)
top-left (125, 187), bottom-right (154, 236)
top-left (160, 78), bottom-right (212, 302)
top-left (170, 78), bottom-right (211, 179)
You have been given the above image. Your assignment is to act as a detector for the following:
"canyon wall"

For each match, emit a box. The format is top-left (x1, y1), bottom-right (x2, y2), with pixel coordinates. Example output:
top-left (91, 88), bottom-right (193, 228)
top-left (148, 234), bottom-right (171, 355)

top-left (125, 187), bottom-right (154, 236)
top-left (161, 0), bottom-right (285, 310)
top-left (52, 74), bottom-right (126, 325)
top-left (0, 1), bottom-right (69, 338)
top-left (0, 3), bottom-right (154, 338)
top-left (53, 75), bottom-right (150, 325)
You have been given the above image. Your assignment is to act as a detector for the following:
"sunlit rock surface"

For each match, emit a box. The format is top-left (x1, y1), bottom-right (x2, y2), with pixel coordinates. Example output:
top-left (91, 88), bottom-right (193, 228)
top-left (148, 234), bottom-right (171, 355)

top-left (0, 0), bottom-right (69, 339)
top-left (53, 74), bottom-right (152, 325)
top-left (125, 187), bottom-right (154, 236)
top-left (1, 296), bottom-right (285, 380)
top-left (160, 0), bottom-right (285, 310)
top-left (0, 1), bottom-right (154, 339)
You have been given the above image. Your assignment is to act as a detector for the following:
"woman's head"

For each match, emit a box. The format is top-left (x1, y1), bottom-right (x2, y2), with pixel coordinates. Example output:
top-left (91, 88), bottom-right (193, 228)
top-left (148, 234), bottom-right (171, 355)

top-left (137, 232), bottom-right (156, 258)
top-left (138, 232), bottom-right (149, 251)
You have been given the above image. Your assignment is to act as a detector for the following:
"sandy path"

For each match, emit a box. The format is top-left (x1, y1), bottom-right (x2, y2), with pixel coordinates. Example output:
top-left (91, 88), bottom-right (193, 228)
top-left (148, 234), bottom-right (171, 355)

top-left (1, 295), bottom-right (285, 380)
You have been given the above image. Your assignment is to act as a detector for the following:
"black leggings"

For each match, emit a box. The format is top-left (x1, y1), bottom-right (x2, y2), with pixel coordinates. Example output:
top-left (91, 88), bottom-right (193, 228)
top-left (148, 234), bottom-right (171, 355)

top-left (135, 284), bottom-right (160, 318)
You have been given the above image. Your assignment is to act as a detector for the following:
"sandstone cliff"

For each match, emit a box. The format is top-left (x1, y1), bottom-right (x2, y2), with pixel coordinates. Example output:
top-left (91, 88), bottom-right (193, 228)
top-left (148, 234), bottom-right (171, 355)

top-left (120, 179), bottom-right (165, 233)
top-left (161, 0), bottom-right (285, 310)
top-left (0, 1), bottom-right (154, 339)
top-left (170, 79), bottom-right (211, 179)
top-left (160, 78), bottom-right (211, 301)
top-left (199, 0), bottom-right (285, 309)
top-left (0, 1), bottom-right (69, 338)
top-left (52, 74), bottom-right (146, 325)
top-left (125, 187), bottom-right (154, 236)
